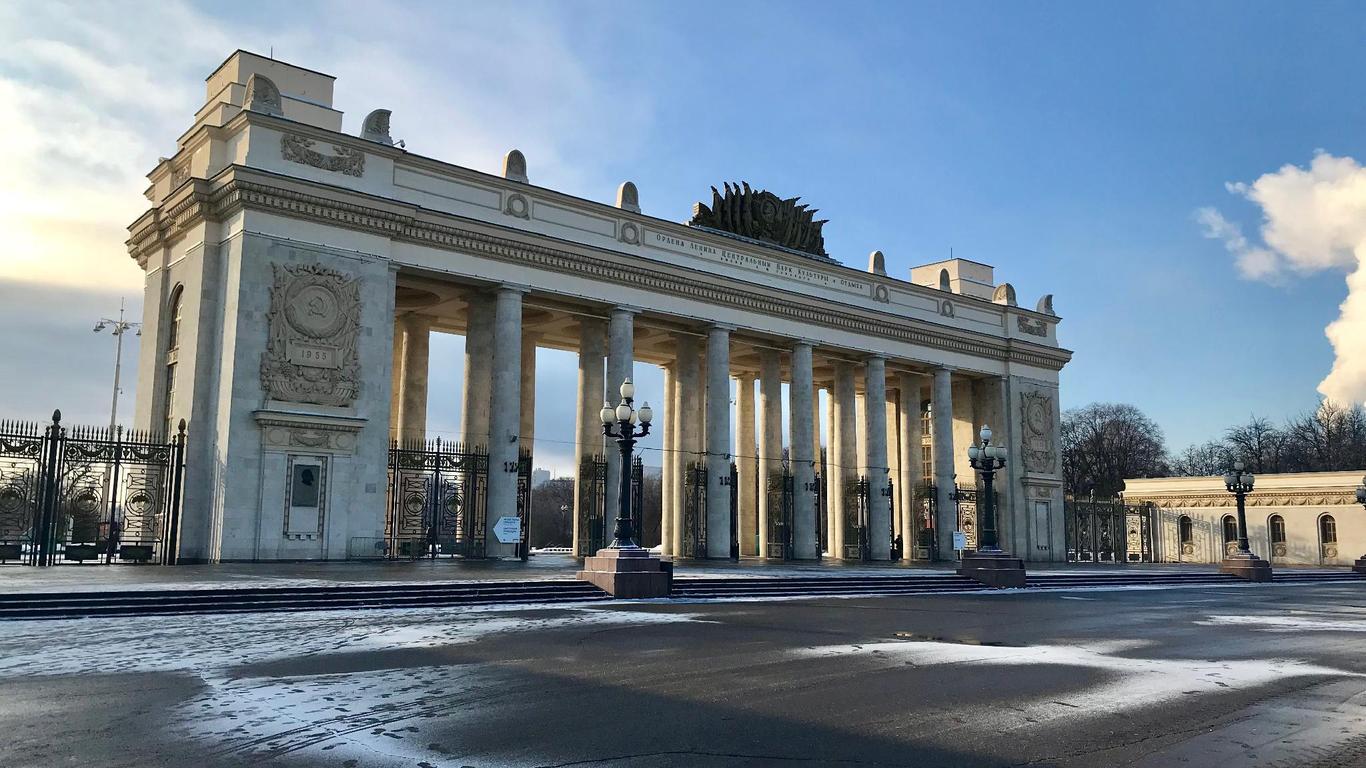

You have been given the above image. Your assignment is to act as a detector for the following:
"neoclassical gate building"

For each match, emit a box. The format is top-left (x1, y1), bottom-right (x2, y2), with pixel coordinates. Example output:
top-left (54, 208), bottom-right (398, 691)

top-left (128, 51), bottom-right (1071, 563)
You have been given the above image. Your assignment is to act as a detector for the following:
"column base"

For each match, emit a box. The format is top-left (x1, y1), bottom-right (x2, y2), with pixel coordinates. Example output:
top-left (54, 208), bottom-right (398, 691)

top-left (576, 547), bottom-right (672, 598)
top-left (1353, 556), bottom-right (1366, 575)
top-left (957, 550), bottom-right (1026, 588)
top-left (1220, 552), bottom-right (1273, 582)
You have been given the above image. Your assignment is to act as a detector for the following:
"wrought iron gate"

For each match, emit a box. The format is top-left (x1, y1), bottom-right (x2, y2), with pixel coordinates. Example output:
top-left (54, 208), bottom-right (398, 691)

top-left (952, 486), bottom-right (979, 551)
top-left (843, 476), bottom-right (871, 561)
top-left (386, 438), bottom-right (488, 559)
top-left (682, 460), bottom-right (707, 558)
top-left (0, 411), bottom-right (185, 566)
top-left (574, 455), bottom-right (643, 554)
top-left (765, 462), bottom-right (794, 559)
top-left (911, 482), bottom-right (937, 561)
top-left (515, 449), bottom-right (531, 561)
top-left (1065, 498), bottom-right (1155, 563)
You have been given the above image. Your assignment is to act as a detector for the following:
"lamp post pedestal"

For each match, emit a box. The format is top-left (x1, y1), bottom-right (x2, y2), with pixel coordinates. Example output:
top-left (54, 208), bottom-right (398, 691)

top-left (1353, 555), bottom-right (1366, 576)
top-left (1219, 550), bottom-right (1273, 582)
top-left (577, 546), bottom-right (671, 598)
top-left (958, 550), bottom-right (1027, 588)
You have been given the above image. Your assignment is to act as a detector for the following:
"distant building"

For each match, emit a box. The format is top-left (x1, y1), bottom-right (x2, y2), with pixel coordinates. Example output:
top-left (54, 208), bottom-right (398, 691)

top-left (1124, 471), bottom-right (1363, 567)
top-left (531, 469), bottom-right (551, 488)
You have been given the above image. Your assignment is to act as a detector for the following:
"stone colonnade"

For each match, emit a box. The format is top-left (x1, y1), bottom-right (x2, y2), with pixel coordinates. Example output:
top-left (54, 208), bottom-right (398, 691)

top-left (392, 290), bottom-right (1020, 562)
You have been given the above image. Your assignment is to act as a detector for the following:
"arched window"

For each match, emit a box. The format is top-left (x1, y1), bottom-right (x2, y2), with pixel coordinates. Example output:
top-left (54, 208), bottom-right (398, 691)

top-left (1269, 515), bottom-right (1286, 544)
top-left (1221, 515), bottom-right (1237, 543)
top-left (163, 286), bottom-right (183, 434)
top-left (1179, 515), bottom-right (1193, 544)
top-left (1320, 514), bottom-right (1338, 545)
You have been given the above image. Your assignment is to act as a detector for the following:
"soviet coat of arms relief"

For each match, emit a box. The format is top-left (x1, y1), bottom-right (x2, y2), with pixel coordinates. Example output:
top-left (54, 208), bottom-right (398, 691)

top-left (1019, 390), bottom-right (1058, 476)
top-left (260, 262), bottom-right (362, 407)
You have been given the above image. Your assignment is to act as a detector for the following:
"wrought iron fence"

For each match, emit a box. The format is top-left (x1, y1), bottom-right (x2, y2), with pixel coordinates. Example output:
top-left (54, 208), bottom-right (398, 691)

top-left (576, 454), bottom-right (606, 556)
top-left (385, 437), bottom-right (488, 559)
top-left (843, 476), bottom-right (870, 561)
top-left (682, 460), bottom-right (707, 558)
top-left (0, 411), bottom-right (185, 566)
top-left (911, 482), bottom-right (937, 561)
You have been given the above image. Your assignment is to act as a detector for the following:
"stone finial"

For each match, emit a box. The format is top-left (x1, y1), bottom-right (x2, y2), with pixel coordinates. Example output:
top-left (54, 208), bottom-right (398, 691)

top-left (361, 109), bottom-right (393, 145)
top-left (1036, 294), bottom-right (1056, 315)
top-left (992, 283), bottom-right (1018, 306)
top-left (244, 74), bottom-right (283, 116)
top-left (938, 268), bottom-right (952, 291)
top-left (868, 250), bottom-right (886, 275)
top-left (616, 181), bottom-right (641, 213)
top-left (503, 149), bottom-right (528, 183)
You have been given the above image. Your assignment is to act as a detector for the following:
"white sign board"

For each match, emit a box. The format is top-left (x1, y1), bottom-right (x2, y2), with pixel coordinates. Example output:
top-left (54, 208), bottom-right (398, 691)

top-left (952, 530), bottom-right (967, 552)
top-left (493, 516), bottom-right (522, 544)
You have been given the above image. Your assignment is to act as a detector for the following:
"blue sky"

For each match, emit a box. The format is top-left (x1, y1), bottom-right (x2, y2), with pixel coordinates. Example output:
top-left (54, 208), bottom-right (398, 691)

top-left (3, 0), bottom-right (1364, 469)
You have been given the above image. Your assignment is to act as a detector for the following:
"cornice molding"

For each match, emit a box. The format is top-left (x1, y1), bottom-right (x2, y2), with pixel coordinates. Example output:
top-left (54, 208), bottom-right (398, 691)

top-left (127, 173), bottom-right (1073, 371)
top-left (1133, 490), bottom-right (1359, 509)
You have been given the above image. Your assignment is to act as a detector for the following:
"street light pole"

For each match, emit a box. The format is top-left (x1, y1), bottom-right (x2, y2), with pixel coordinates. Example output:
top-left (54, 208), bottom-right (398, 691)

top-left (1219, 460), bottom-right (1271, 581)
top-left (94, 299), bottom-right (140, 432)
top-left (600, 378), bottom-right (652, 549)
top-left (955, 424), bottom-right (1026, 587)
top-left (967, 425), bottom-right (1006, 552)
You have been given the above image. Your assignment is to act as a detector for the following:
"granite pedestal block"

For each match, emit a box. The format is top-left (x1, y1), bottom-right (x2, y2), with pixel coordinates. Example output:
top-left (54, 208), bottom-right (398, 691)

top-left (957, 550), bottom-right (1026, 588)
top-left (1353, 556), bottom-right (1366, 576)
top-left (1220, 552), bottom-right (1273, 582)
top-left (576, 547), bottom-right (671, 598)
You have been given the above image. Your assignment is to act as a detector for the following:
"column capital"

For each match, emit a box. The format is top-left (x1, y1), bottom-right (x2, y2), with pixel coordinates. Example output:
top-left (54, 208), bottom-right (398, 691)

top-left (610, 305), bottom-right (641, 316)
top-left (495, 282), bottom-right (530, 295)
top-left (792, 339), bottom-right (818, 349)
top-left (708, 323), bottom-right (736, 333)
top-left (934, 365), bottom-right (955, 375)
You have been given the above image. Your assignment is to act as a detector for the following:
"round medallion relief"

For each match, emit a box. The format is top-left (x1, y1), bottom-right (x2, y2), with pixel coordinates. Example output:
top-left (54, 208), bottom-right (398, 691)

top-left (285, 282), bottom-right (345, 339)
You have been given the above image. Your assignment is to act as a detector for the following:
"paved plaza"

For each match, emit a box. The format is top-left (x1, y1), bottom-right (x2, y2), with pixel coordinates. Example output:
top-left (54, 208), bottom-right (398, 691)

top-left (2, 581), bottom-right (1364, 767)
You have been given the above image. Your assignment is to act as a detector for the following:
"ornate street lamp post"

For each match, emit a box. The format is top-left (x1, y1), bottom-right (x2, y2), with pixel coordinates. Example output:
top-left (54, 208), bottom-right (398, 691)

top-left (955, 424), bottom-right (1026, 587)
top-left (599, 378), bottom-right (652, 549)
top-left (1352, 477), bottom-right (1366, 575)
top-left (1219, 460), bottom-right (1272, 581)
top-left (578, 378), bottom-right (670, 598)
top-left (967, 425), bottom-right (1006, 552)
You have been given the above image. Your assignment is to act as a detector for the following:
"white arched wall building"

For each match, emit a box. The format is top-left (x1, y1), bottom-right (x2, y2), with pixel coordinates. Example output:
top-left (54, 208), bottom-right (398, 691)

top-left (127, 51), bottom-right (1073, 563)
top-left (1124, 471), bottom-right (1365, 567)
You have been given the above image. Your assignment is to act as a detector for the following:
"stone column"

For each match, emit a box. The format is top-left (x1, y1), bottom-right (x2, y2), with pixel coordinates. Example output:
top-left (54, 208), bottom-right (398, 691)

top-left (572, 318), bottom-right (606, 557)
top-left (705, 325), bottom-right (732, 559)
top-left (461, 292), bottom-right (494, 448)
top-left (758, 348), bottom-right (783, 558)
top-left (789, 342), bottom-right (817, 560)
top-left (604, 308), bottom-right (635, 531)
top-left (855, 394), bottom-right (868, 474)
top-left (885, 390), bottom-right (900, 555)
top-left (519, 334), bottom-right (537, 452)
top-left (390, 320), bottom-right (403, 441)
top-left (825, 382), bottom-right (837, 554)
top-left (661, 363), bottom-right (677, 555)
top-left (932, 367), bottom-right (957, 559)
top-left (674, 333), bottom-right (702, 556)
top-left (396, 312), bottom-right (431, 445)
top-left (485, 286), bottom-right (524, 558)
top-left (898, 373), bottom-right (925, 558)
top-left (736, 373), bottom-right (757, 556)
top-left (864, 356), bottom-right (890, 560)
top-left (832, 362), bottom-right (857, 560)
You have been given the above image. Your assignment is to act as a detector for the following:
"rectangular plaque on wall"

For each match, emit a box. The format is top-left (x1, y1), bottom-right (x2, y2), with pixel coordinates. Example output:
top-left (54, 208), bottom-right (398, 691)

top-left (286, 340), bottom-right (343, 369)
top-left (1032, 500), bottom-right (1051, 553)
top-left (286, 455), bottom-right (327, 537)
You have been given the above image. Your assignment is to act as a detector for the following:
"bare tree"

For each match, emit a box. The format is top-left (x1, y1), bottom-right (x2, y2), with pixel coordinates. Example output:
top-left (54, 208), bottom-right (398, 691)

top-left (1224, 415), bottom-right (1286, 474)
top-left (1169, 440), bottom-right (1230, 476)
top-left (529, 477), bottom-right (574, 548)
top-left (1062, 403), bottom-right (1168, 498)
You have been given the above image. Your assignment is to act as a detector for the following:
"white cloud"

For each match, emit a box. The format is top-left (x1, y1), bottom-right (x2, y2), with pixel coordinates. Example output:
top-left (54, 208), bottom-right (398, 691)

top-left (1199, 151), bottom-right (1366, 404)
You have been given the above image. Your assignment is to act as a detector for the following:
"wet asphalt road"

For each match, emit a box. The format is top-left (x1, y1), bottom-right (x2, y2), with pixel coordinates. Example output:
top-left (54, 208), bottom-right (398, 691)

top-left (1, 583), bottom-right (1364, 767)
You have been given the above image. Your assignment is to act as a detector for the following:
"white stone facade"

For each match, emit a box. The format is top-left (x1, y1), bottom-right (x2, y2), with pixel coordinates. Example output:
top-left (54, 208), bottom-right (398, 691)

top-left (129, 51), bottom-right (1072, 562)
top-left (1124, 472), bottom-right (1365, 567)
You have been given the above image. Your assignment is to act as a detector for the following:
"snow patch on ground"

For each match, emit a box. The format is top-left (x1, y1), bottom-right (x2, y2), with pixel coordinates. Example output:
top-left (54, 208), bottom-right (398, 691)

top-left (791, 637), bottom-right (1361, 728)
top-left (1197, 613), bottom-right (1366, 633)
